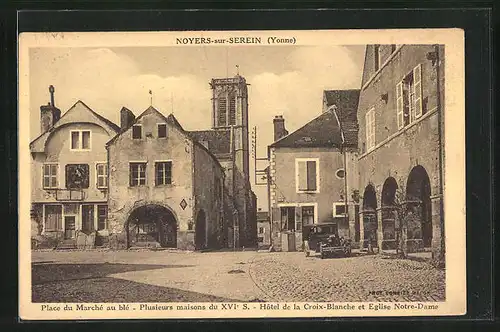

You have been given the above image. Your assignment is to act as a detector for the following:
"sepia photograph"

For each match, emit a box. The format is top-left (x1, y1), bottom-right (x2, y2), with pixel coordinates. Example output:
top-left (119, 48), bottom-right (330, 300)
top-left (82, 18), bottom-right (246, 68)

top-left (18, 29), bottom-right (465, 319)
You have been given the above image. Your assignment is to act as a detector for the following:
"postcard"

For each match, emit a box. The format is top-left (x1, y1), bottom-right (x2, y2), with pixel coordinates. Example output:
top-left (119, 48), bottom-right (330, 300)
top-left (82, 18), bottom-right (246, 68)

top-left (19, 28), bottom-right (465, 319)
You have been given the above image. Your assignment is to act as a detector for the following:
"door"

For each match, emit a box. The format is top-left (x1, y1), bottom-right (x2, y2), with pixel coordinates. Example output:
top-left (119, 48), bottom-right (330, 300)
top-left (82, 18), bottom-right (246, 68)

top-left (64, 216), bottom-right (76, 239)
top-left (82, 205), bottom-right (95, 232)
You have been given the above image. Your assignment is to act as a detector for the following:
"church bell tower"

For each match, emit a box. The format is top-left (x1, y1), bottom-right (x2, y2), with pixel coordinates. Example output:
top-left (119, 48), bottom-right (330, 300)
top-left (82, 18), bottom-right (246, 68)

top-left (209, 75), bottom-right (250, 184)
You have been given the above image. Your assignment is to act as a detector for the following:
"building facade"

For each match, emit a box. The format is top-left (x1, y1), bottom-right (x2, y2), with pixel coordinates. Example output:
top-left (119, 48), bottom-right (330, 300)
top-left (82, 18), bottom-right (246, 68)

top-left (106, 107), bottom-right (226, 250)
top-left (190, 75), bottom-right (257, 248)
top-left (267, 92), bottom-right (359, 251)
top-left (30, 75), bottom-right (257, 250)
top-left (30, 88), bottom-right (120, 247)
top-left (356, 45), bottom-right (445, 261)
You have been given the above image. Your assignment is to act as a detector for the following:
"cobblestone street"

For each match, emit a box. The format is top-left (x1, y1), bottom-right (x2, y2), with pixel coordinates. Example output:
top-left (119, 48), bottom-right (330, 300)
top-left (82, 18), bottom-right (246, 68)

top-left (31, 250), bottom-right (445, 303)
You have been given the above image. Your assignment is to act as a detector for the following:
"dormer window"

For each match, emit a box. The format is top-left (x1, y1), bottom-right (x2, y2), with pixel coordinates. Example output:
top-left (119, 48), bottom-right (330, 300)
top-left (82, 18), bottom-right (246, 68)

top-left (132, 124), bottom-right (142, 139)
top-left (70, 130), bottom-right (91, 151)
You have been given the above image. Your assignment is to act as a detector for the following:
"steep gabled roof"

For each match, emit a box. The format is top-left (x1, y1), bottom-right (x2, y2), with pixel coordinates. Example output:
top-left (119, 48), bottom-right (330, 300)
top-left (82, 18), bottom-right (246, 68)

top-left (188, 129), bottom-right (231, 155)
top-left (30, 100), bottom-right (120, 153)
top-left (269, 109), bottom-right (345, 149)
top-left (268, 89), bottom-right (360, 150)
top-left (106, 106), bottom-right (224, 170)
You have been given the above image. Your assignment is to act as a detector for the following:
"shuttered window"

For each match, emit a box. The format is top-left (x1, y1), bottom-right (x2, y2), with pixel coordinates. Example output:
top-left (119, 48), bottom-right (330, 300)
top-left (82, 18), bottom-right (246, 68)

top-left (229, 94), bottom-right (236, 125)
top-left (218, 97), bottom-right (227, 126)
top-left (96, 163), bottom-right (108, 188)
top-left (396, 82), bottom-right (404, 129)
top-left (365, 108), bottom-right (375, 151)
top-left (413, 64), bottom-right (423, 118)
top-left (397, 63), bottom-right (424, 130)
top-left (43, 164), bottom-right (58, 189)
top-left (296, 159), bottom-right (318, 192)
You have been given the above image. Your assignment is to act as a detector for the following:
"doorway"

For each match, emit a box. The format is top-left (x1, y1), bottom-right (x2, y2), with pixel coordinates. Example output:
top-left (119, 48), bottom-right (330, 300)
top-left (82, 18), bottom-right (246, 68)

top-left (64, 216), bottom-right (76, 239)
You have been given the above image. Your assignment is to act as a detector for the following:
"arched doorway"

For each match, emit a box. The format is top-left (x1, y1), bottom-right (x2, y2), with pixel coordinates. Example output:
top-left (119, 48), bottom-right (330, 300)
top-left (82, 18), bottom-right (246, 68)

top-left (381, 177), bottom-right (398, 250)
top-left (362, 184), bottom-right (378, 249)
top-left (406, 165), bottom-right (432, 248)
top-left (195, 209), bottom-right (206, 250)
top-left (126, 204), bottom-right (177, 248)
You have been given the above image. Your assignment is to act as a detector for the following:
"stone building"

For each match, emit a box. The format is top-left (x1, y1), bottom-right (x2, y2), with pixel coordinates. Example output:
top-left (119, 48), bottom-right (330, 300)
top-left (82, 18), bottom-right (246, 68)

top-left (30, 87), bottom-right (120, 247)
top-left (30, 74), bottom-right (257, 251)
top-left (106, 106), bottom-right (226, 250)
top-left (356, 44), bottom-right (445, 261)
top-left (189, 75), bottom-right (257, 248)
top-left (267, 90), bottom-right (359, 251)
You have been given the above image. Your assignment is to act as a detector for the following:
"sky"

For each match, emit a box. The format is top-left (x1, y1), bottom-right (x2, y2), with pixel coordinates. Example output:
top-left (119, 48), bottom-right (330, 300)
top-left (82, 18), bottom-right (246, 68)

top-left (29, 45), bottom-right (366, 210)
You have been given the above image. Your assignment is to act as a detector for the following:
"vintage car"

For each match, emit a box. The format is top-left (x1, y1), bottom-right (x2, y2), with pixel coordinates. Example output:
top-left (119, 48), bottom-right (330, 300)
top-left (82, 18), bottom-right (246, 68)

top-left (303, 223), bottom-right (352, 258)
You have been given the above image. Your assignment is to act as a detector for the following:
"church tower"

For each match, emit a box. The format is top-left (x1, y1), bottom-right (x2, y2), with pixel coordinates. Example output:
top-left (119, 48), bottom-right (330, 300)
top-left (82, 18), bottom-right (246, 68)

top-left (209, 74), bottom-right (255, 247)
top-left (210, 75), bottom-right (250, 184)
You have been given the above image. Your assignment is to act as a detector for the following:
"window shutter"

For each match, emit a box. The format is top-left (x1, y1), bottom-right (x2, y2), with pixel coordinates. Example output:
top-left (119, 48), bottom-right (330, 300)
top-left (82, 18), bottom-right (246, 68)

top-left (306, 161), bottom-right (317, 191)
top-left (413, 64), bottom-right (423, 118)
top-left (297, 161), bottom-right (307, 190)
top-left (396, 82), bottom-right (404, 129)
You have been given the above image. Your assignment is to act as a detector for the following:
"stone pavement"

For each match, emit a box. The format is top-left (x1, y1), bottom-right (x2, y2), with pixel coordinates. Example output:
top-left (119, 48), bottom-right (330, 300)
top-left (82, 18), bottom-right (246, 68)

top-left (31, 249), bottom-right (445, 303)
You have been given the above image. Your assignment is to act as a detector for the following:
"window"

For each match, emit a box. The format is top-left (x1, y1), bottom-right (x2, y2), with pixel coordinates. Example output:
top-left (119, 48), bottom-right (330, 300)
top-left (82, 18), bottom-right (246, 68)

top-left (155, 161), bottom-right (172, 185)
top-left (97, 205), bottom-right (108, 230)
top-left (130, 162), bottom-right (147, 186)
top-left (44, 205), bottom-right (62, 231)
top-left (301, 206), bottom-right (315, 228)
top-left (132, 124), bottom-right (142, 139)
top-left (296, 159), bottom-right (319, 192)
top-left (70, 130), bottom-right (91, 150)
top-left (335, 168), bottom-right (346, 179)
top-left (157, 123), bottom-right (167, 138)
top-left (280, 207), bottom-right (296, 231)
top-left (365, 108), bottom-right (375, 151)
top-left (333, 202), bottom-right (348, 217)
top-left (397, 64), bottom-right (423, 129)
top-left (218, 97), bottom-right (227, 126)
top-left (258, 227), bottom-right (265, 234)
top-left (229, 94), bottom-right (236, 125)
top-left (43, 164), bottom-right (58, 189)
top-left (96, 163), bottom-right (108, 189)
top-left (65, 164), bottom-right (90, 189)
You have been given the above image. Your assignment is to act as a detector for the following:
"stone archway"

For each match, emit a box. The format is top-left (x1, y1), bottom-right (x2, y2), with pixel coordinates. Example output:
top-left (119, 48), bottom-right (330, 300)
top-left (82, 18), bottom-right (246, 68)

top-left (406, 165), bottom-right (432, 249)
top-left (362, 184), bottom-right (378, 249)
top-left (126, 204), bottom-right (177, 248)
top-left (195, 209), bottom-right (206, 250)
top-left (381, 177), bottom-right (398, 249)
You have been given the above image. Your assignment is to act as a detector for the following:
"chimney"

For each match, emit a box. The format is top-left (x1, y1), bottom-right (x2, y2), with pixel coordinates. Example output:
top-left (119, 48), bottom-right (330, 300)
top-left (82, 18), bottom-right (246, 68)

top-left (120, 107), bottom-right (136, 130)
top-left (273, 115), bottom-right (288, 142)
top-left (40, 85), bottom-right (61, 133)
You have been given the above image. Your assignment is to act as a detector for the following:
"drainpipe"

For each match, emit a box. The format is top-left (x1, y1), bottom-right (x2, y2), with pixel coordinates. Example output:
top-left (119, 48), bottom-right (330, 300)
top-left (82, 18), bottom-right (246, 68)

top-left (435, 44), bottom-right (445, 262)
top-left (331, 105), bottom-right (350, 239)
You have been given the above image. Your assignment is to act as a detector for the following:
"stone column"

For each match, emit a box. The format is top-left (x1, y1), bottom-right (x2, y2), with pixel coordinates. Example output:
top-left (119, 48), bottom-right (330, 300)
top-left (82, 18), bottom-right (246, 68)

top-left (359, 210), bottom-right (365, 249)
top-left (376, 207), bottom-right (383, 252)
